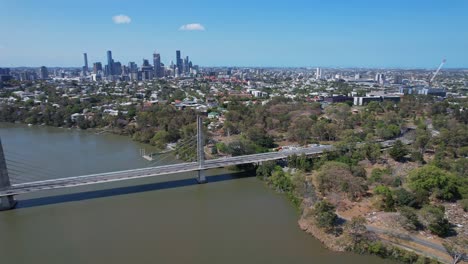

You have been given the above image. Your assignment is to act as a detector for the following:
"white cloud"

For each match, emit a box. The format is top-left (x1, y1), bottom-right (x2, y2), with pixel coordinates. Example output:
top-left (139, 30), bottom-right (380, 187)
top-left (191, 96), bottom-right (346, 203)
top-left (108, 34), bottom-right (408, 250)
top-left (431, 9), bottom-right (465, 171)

top-left (112, 15), bottom-right (131, 24)
top-left (179, 23), bottom-right (205, 31)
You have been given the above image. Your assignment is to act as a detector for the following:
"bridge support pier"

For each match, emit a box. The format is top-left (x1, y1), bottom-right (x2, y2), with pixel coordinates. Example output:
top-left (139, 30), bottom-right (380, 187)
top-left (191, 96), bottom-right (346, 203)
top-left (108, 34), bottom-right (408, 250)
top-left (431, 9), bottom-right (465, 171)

top-left (0, 196), bottom-right (16, 211)
top-left (0, 138), bottom-right (16, 211)
top-left (197, 170), bottom-right (206, 184)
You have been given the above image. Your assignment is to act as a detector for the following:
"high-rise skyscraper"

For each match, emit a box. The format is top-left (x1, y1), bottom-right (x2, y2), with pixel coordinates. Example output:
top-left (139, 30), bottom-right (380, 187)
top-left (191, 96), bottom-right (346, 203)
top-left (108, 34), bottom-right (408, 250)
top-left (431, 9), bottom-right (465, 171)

top-left (153, 52), bottom-right (162, 78)
top-left (375, 73), bottom-right (385, 84)
top-left (113, 62), bottom-right (122, 75)
top-left (39, 66), bottom-right (49, 80)
top-left (141, 59), bottom-right (153, 80)
top-left (128, 62), bottom-right (138, 81)
top-left (176, 50), bottom-right (182, 75)
top-left (128, 62), bottom-right (138, 73)
top-left (93, 62), bottom-right (102, 74)
top-left (83, 53), bottom-right (88, 71)
top-left (106, 50), bottom-right (113, 76)
top-left (184, 56), bottom-right (189, 74)
top-left (316, 67), bottom-right (322, 80)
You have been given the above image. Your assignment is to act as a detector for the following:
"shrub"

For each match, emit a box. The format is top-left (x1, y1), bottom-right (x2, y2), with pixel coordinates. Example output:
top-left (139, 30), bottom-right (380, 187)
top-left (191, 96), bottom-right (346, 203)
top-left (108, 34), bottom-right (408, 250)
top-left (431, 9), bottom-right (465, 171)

top-left (399, 206), bottom-right (422, 231)
top-left (394, 188), bottom-right (420, 208)
top-left (317, 161), bottom-right (368, 200)
top-left (374, 186), bottom-right (395, 212)
top-left (461, 199), bottom-right (468, 212)
top-left (389, 140), bottom-right (408, 161)
top-left (313, 200), bottom-right (338, 232)
top-left (420, 205), bottom-right (452, 237)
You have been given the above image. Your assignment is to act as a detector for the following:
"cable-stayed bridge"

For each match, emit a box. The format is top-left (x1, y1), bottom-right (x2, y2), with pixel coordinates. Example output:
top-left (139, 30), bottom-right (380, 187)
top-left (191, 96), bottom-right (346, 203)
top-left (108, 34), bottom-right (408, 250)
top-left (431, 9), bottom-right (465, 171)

top-left (1, 145), bottom-right (332, 197)
top-left (0, 116), bottom-right (333, 210)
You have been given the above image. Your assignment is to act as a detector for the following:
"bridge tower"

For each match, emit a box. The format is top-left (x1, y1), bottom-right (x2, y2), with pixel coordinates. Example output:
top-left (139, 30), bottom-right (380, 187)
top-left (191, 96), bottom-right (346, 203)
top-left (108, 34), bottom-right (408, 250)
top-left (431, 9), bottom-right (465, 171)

top-left (196, 115), bottom-right (207, 183)
top-left (0, 138), bottom-right (16, 210)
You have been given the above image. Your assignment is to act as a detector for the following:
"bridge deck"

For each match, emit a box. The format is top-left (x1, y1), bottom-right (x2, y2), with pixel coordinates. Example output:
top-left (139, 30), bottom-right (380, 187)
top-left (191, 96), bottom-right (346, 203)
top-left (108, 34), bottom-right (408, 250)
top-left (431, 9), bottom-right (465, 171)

top-left (0, 145), bottom-right (333, 197)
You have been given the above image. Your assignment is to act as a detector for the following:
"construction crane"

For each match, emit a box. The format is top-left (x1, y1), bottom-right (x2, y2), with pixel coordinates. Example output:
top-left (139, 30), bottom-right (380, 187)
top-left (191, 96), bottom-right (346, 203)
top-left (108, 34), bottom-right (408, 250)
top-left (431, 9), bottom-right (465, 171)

top-left (430, 58), bottom-right (446, 85)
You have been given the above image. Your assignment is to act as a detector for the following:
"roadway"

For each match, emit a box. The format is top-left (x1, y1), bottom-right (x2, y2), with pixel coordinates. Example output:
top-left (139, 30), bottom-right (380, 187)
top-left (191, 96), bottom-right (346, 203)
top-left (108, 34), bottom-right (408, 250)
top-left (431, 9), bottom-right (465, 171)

top-left (0, 145), bottom-right (333, 197)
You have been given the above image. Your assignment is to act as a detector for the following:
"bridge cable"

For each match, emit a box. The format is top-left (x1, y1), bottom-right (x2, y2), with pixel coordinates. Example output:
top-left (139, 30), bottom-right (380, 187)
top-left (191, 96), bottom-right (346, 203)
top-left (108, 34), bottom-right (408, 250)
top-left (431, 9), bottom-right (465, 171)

top-left (6, 165), bottom-right (51, 181)
top-left (9, 175), bottom-right (43, 184)
top-left (175, 141), bottom-right (198, 162)
top-left (145, 136), bottom-right (197, 167)
top-left (146, 142), bottom-right (195, 167)
top-left (5, 158), bottom-right (62, 178)
top-left (168, 138), bottom-right (198, 161)
top-left (4, 151), bottom-right (64, 175)
top-left (8, 171), bottom-right (44, 182)
top-left (7, 170), bottom-right (48, 183)
top-left (5, 161), bottom-right (55, 179)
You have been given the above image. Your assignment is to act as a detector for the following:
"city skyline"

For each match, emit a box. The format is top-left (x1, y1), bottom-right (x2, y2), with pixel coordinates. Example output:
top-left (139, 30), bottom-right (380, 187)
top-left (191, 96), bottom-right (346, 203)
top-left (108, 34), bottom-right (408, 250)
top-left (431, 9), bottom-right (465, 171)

top-left (0, 0), bottom-right (467, 68)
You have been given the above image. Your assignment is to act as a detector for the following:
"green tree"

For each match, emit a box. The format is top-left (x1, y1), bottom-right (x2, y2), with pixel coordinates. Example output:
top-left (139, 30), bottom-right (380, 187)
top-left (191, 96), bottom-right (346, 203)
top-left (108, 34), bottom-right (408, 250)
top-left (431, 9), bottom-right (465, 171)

top-left (389, 140), bottom-right (408, 161)
top-left (374, 185), bottom-right (395, 212)
top-left (394, 188), bottom-right (419, 208)
top-left (461, 199), bottom-right (468, 212)
top-left (408, 165), bottom-right (460, 201)
top-left (313, 201), bottom-right (338, 232)
top-left (256, 161), bottom-right (277, 179)
top-left (246, 126), bottom-right (276, 148)
top-left (150, 130), bottom-right (171, 149)
top-left (362, 142), bottom-right (381, 164)
top-left (288, 116), bottom-right (313, 145)
top-left (414, 128), bottom-right (431, 155)
top-left (269, 167), bottom-right (293, 193)
top-left (420, 205), bottom-right (452, 237)
top-left (398, 206), bottom-right (421, 231)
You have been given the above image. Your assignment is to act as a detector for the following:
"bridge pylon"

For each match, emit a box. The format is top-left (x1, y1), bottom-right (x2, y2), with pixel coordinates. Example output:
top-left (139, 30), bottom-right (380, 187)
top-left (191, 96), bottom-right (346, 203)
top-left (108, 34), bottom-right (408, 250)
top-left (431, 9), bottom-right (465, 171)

top-left (0, 138), bottom-right (16, 211)
top-left (196, 115), bottom-right (207, 184)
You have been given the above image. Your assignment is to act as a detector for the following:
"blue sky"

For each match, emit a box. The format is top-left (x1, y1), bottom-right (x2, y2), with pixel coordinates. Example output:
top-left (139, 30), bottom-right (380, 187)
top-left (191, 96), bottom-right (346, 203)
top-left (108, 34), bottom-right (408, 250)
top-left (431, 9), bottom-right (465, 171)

top-left (0, 0), bottom-right (467, 68)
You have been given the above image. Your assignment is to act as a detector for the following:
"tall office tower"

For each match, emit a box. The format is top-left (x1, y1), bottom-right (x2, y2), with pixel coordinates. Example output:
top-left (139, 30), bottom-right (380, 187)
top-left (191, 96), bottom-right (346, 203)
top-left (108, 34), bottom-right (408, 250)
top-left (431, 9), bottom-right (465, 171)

top-left (153, 52), bottom-right (162, 78)
top-left (141, 59), bottom-right (153, 80)
top-left (121, 65), bottom-right (129, 75)
top-left (0, 68), bottom-right (10, 76)
top-left (128, 62), bottom-right (138, 73)
top-left (93, 62), bottom-right (103, 74)
top-left (104, 65), bottom-right (110, 76)
top-left (393, 75), bottom-right (403, 84)
top-left (106, 50), bottom-right (113, 76)
top-left (113, 62), bottom-right (122, 75)
top-left (176, 50), bottom-right (182, 75)
top-left (39, 66), bottom-right (49, 80)
top-left (83, 53), bottom-right (88, 71)
top-left (0, 68), bottom-right (12, 85)
top-left (316, 67), bottom-right (322, 80)
top-left (375, 73), bottom-right (385, 84)
top-left (184, 56), bottom-right (190, 74)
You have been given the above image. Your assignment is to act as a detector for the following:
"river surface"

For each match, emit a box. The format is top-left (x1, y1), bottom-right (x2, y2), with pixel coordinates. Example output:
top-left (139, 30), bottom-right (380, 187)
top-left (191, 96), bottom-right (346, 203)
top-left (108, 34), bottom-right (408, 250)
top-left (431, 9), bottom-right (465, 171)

top-left (0, 123), bottom-right (391, 264)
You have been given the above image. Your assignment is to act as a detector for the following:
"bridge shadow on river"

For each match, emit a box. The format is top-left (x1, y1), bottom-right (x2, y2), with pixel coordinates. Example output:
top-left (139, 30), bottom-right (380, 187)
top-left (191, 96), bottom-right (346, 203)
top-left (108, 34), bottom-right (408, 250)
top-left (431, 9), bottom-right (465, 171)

top-left (16, 170), bottom-right (256, 209)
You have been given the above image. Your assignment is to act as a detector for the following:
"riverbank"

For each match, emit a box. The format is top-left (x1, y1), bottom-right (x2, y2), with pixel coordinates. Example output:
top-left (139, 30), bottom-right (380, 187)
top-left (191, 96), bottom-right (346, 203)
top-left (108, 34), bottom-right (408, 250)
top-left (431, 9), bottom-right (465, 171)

top-left (298, 208), bottom-right (453, 264)
top-left (298, 216), bottom-right (346, 252)
top-left (256, 167), bottom-right (454, 264)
